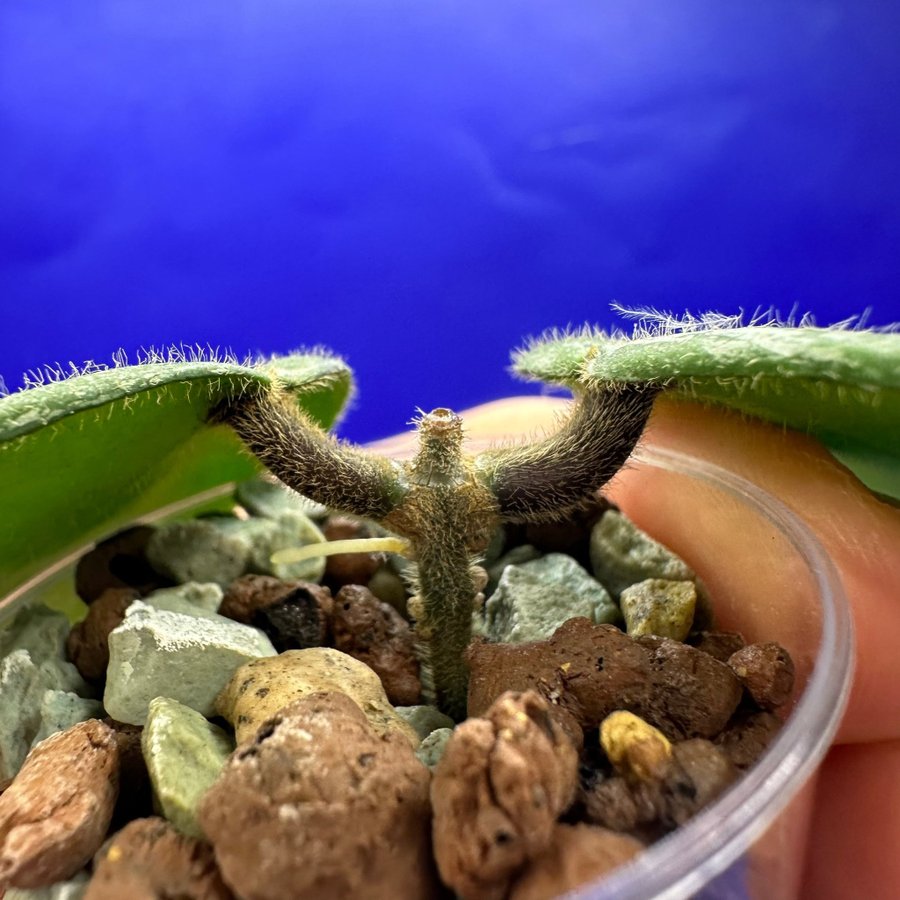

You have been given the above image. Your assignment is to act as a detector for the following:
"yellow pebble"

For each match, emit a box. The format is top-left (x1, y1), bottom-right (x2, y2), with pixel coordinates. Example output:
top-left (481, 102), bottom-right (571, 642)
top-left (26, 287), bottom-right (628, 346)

top-left (600, 710), bottom-right (672, 782)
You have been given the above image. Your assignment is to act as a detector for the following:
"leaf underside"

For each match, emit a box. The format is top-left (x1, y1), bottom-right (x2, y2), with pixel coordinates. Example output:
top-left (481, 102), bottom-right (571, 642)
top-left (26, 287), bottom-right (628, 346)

top-left (514, 326), bottom-right (900, 500)
top-left (0, 353), bottom-right (352, 599)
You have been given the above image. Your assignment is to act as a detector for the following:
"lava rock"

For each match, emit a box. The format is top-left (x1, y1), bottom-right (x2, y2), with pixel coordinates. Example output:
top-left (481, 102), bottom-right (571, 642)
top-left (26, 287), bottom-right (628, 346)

top-left (508, 824), bottom-right (644, 900)
top-left (104, 602), bottom-right (276, 725)
top-left (215, 648), bottom-right (419, 748)
top-left (199, 691), bottom-right (436, 900)
top-left (84, 817), bottom-right (233, 900)
top-left (75, 526), bottom-right (165, 603)
top-left (691, 631), bottom-right (746, 663)
top-left (728, 642), bottom-right (795, 710)
top-left (715, 710), bottom-right (783, 770)
top-left (431, 691), bottom-right (579, 900)
top-left (0, 721), bottom-right (119, 890)
top-left (619, 579), bottom-right (696, 641)
top-left (590, 511), bottom-right (693, 598)
top-left (141, 698), bottom-right (234, 839)
top-left (66, 589), bottom-right (138, 682)
top-left (332, 585), bottom-right (421, 705)
top-left (483, 554), bottom-right (619, 644)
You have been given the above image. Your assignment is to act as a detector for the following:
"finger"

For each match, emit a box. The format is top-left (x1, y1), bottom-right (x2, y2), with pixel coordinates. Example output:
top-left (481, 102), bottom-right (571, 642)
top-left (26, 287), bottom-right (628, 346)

top-left (800, 739), bottom-right (900, 899)
top-left (611, 396), bottom-right (900, 744)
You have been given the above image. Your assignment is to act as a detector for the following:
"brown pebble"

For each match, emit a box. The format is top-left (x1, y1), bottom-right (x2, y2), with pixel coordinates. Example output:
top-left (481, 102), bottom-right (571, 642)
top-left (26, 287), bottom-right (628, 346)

top-left (467, 618), bottom-right (743, 741)
top-left (219, 574), bottom-right (332, 650)
top-left (75, 526), bottom-right (167, 602)
top-left (332, 584), bottom-right (421, 705)
top-left (0, 720), bottom-right (119, 890)
top-left (84, 817), bottom-right (233, 900)
top-left (691, 631), bottom-right (746, 663)
top-left (658, 739), bottom-right (737, 828)
top-left (715, 710), bottom-right (783, 770)
top-left (508, 823), bottom-right (644, 900)
top-left (200, 691), bottom-right (436, 900)
top-left (66, 588), bottom-right (138, 681)
top-left (582, 775), bottom-right (649, 834)
top-left (322, 517), bottom-right (382, 587)
top-left (727, 642), bottom-right (795, 710)
top-left (431, 691), bottom-right (579, 900)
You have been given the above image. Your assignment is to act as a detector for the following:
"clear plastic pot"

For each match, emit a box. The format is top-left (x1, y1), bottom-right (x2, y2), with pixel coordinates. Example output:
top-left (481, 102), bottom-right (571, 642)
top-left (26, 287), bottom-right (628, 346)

top-left (0, 447), bottom-right (854, 900)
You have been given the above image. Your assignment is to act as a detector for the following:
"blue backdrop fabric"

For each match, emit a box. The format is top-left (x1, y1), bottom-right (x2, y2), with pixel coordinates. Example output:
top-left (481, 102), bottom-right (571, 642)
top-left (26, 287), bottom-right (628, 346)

top-left (1, 1), bottom-right (898, 439)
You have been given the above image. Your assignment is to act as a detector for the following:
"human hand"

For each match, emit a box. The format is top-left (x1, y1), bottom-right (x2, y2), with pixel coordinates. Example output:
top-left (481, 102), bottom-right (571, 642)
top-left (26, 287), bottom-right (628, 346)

top-left (369, 394), bottom-right (900, 899)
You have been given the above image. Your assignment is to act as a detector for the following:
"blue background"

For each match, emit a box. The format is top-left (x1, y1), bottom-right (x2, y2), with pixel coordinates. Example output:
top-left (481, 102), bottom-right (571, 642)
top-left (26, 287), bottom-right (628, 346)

top-left (1, 1), bottom-right (898, 440)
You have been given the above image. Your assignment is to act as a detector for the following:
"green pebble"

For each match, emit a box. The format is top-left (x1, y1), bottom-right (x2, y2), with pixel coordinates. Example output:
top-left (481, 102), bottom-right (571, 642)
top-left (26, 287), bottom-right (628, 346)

top-left (104, 601), bottom-right (276, 725)
top-left (485, 544), bottom-right (542, 596)
top-left (415, 728), bottom-right (453, 771)
top-left (395, 705), bottom-right (455, 740)
top-left (620, 578), bottom-right (697, 640)
top-left (142, 696), bottom-right (234, 838)
top-left (235, 477), bottom-right (327, 520)
top-left (30, 690), bottom-right (104, 749)
top-left (143, 582), bottom-right (224, 619)
top-left (590, 510), bottom-right (694, 598)
top-left (484, 553), bottom-right (619, 644)
top-left (146, 519), bottom-right (252, 586)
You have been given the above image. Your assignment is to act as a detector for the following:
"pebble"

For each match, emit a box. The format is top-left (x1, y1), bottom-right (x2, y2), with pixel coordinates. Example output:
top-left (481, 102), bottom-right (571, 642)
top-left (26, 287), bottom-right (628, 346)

top-left (431, 691), bottom-right (579, 900)
top-left (728, 642), bottom-right (795, 710)
top-left (467, 618), bottom-right (743, 741)
top-left (415, 728), bottom-right (453, 771)
top-left (145, 520), bottom-right (252, 587)
top-left (104, 601), bottom-right (276, 725)
top-left (508, 823), bottom-right (644, 900)
top-left (600, 711), bottom-right (672, 782)
top-left (215, 648), bottom-right (419, 747)
top-left (104, 722), bottom-right (154, 830)
top-left (141, 697), bottom-right (234, 839)
top-left (485, 544), bottom-right (542, 596)
top-left (395, 705), bottom-right (455, 741)
top-left (619, 578), bottom-right (697, 640)
top-left (692, 631), bottom-right (746, 663)
top-left (0, 720), bottom-right (119, 890)
top-left (30, 692), bottom-right (105, 750)
top-left (235, 476), bottom-right (327, 520)
top-left (141, 582), bottom-right (223, 619)
top-left (483, 554), bottom-right (619, 644)
top-left (366, 565), bottom-right (409, 614)
top-left (4, 871), bottom-right (89, 900)
top-left (715, 710), bottom-right (783, 770)
top-left (332, 584), bottom-right (421, 706)
top-left (74, 525), bottom-right (164, 603)
top-left (199, 691), bottom-right (437, 900)
top-left (66, 589), bottom-right (138, 682)
top-left (84, 817), bottom-right (233, 900)
top-left (589, 510), bottom-right (694, 598)
top-left (219, 574), bottom-right (332, 651)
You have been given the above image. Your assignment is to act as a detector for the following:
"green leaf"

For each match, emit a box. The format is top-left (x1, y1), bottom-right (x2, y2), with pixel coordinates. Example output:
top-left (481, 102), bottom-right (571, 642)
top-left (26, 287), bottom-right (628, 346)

top-left (0, 351), bottom-right (353, 598)
top-left (514, 321), bottom-right (900, 500)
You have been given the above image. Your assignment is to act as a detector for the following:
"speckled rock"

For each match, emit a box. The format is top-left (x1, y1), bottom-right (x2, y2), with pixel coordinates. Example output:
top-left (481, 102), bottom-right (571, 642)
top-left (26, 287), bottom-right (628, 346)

top-left (467, 618), bottom-right (743, 741)
top-left (415, 728), bottom-right (453, 771)
top-left (4, 870), bottom-right (89, 899)
top-left (508, 824), bottom-right (644, 900)
top-left (199, 691), bottom-right (436, 900)
top-left (431, 691), bottom-right (579, 900)
top-left (75, 525), bottom-right (164, 603)
top-left (30, 692), bottom-right (105, 750)
top-left (0, 720), bottom-right (119, 890)
top-left (215, 648), bottom-right (419, 747)
top-left (590, 510), bottom-right (693, 598)
top-left (728, 642), bottom-right (795, 710)
top-left (142, 583), bottom-right (223, 619)
top-left (395, 705), bottom-right (455, 741)
top-left (141, 698), bottom-right (234, 839)
top-left (483, 554), bottom-right (618, 644)
top-left (66, 589), bottom-right (138, 682)
top-left (332, 585), bottom-right (421, 706)
top-left (84, 817), bottom-right (233, 900)
top-left (619, 579), bottom-right (697, 640)
top-left (104, 601), bottom-right (276, 725)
